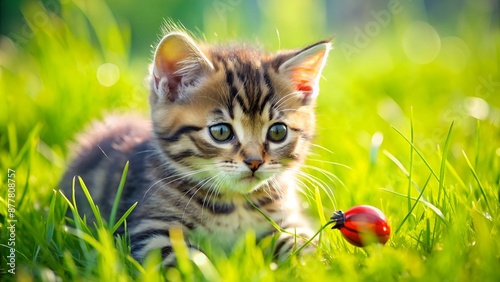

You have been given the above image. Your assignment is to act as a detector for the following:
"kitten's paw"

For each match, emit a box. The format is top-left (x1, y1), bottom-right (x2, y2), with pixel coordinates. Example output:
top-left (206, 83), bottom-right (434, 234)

top-left (273, 229), bottom-right (318, 262)
top-left (160, 245), bottom-right (205, 268)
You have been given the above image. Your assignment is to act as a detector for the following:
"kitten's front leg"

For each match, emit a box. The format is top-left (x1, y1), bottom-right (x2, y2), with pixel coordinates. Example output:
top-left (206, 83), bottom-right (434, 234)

top-left (130, 224), bottom-right (200, 266)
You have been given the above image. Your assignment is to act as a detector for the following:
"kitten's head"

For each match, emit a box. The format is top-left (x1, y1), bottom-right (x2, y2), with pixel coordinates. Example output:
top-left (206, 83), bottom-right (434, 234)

top-left (149, 30), bottom-right (330, 194)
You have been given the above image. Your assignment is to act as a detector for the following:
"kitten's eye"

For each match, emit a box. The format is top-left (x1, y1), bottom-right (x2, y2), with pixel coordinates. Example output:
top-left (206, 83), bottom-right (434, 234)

top-left (209, 124), bottom-right (234, 142)
top-left (267, 123), bottom-right (287, 143)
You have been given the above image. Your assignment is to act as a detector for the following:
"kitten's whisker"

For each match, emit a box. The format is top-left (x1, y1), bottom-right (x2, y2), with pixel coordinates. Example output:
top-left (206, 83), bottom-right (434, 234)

top-left (179, 167), bottom-right (216, 201)
top-left (147, 152), bottom-right (178, 175)
top-left (203, 173), bottom-right (220, 208)
top-left (268, 176), bottom-right (287, 214)
top-left (132, 149), bottom-right (157, 157)
top-left (207, 172), bottom-right (227, 213)
top-left (182, 175), bottom-right (215, 218)
top-left (184, 167), bottom-right (225, 209)
top-left (291, 173), bottom-right (335, 211)
top-left (273, 92), bottom-right (299, 110)
top-left (310, 143), bottom-right (336, 156)
top-left (306, 158), bottom-right (352, 170)
top-left (273, 92), bottom-right (297, 107)
top-left (198, 94), bottom-right (226, 109)
top-left (301, 164), bottom-right (346, 189)
top-left (195, 171), bottom-right (226, 217)
top-left (145, 167), bottom-right (213, 199)
top-left (279, 108), bottom-right (303, 113)
top-left (293, 169), bottom-right (337, 206)
top-left (289, 175), bottom-right (313, 201)
top-left (150, 167), bottom-right (209, 190)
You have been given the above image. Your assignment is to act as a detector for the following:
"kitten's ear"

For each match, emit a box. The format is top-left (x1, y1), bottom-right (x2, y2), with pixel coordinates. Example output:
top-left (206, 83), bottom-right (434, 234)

top-left (278, 41), bottom-right (331, 102)
top-left (152, 32), bottom-right (214, 102)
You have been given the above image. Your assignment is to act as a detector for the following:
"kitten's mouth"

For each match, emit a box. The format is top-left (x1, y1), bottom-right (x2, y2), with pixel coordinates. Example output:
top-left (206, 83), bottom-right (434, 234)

top-left (239, 172), bottom-right (271, 188)
top-left (233, 171), bottom-right (262, 187)
top-left (240, 174), bottom-right (260, 181)
top-left (219, 172), bottom-right (271, 194)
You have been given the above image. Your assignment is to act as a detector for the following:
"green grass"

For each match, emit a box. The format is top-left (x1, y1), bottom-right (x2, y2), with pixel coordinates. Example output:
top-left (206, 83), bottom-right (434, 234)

top-left (1, 0), bottom-right (499, 281)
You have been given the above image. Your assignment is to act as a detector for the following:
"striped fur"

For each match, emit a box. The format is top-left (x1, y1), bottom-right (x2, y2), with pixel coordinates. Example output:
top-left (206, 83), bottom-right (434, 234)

top-left (61, 29), bottom-right (330, 265)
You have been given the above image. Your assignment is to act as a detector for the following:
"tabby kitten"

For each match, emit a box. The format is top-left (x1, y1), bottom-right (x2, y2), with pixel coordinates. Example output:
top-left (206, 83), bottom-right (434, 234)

top-left (61, 29), bottom-right (330, 265)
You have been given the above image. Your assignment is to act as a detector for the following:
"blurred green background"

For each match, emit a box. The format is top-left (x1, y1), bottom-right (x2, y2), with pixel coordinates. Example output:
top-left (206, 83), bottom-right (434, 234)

top-left (0, 0), bottom-right (499, 280)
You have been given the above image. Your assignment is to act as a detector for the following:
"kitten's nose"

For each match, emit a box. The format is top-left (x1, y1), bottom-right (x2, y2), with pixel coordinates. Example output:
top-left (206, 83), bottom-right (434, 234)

top-left (244, 157), bottom-right (264, 172)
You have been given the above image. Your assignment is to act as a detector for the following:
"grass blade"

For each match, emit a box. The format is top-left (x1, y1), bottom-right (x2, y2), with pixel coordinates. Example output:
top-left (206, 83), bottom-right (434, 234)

top-left (395, 174), bottom-right (432, 234)
top-left (392, 126), bottom-right (440, 182)
top-left (65, 227), bottom-right (103, 253)
top-left (445, 159), bottom-right (467, 190)
top-left (68, 178), bottom-right (91, 258)
top-left (437, 121), bottom-right (454, 208)
top-left (381, 188), bottom-right (448, 226)
top-left (407, 107), bottom-right (415, 213)
top-left (46, 190), bottom-right (58, 243)
top-left (462, 150), bottom-right (492, 214)
top-left (170, 227), bottom-right (194, 282)
top-left (383, 150), bottom-right (409, 176)
top-left (109, 161), bottom-right (129, 228)
top-left (11, 123), bottom-right (42, 169)
top-left (474, 119), bottom-right (480, 170)
top-left (314, 186), bottom-right (327, 226)
top-left (78, 176), bottom-right (104, 228)
top-left (244, 195), bottom-right (284, 232)
top-left (384, 150), bottom-right (429, 202)
top-left (112, 202), bottom-right (137, 234)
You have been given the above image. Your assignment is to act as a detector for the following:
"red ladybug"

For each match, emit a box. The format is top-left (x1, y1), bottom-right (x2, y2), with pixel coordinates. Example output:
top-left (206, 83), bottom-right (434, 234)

top-left (330, 205), bottom-right (390, 247)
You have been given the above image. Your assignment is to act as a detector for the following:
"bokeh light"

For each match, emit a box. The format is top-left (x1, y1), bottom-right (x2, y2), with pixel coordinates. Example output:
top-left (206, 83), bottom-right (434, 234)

top-left (402, 21), bottom-right (441, 64)
top-left (96, 63), bottom-right (120, 87)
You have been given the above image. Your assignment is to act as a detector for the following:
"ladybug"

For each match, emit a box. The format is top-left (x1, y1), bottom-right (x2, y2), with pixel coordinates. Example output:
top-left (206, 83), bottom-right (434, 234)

top-left (330, 205), bottom-right (390, 247)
